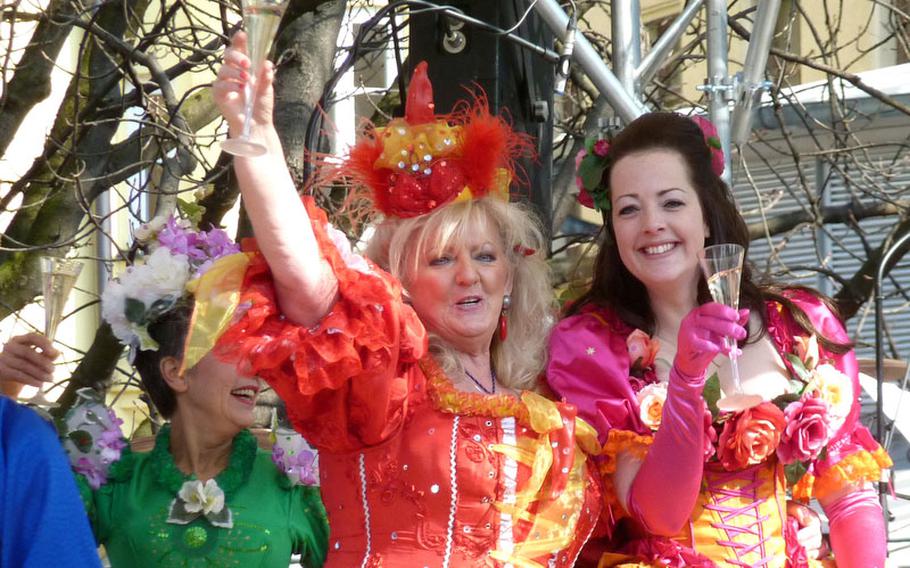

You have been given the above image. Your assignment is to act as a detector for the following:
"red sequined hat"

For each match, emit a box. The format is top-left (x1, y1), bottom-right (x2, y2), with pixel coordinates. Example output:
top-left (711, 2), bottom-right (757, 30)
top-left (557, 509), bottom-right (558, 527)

top-left (344, 61), bottom-right (533, 218)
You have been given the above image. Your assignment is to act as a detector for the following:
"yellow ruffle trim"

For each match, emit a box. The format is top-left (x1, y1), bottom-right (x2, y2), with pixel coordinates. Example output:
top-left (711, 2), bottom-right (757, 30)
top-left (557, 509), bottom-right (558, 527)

top-left (792, 447), bottom-right (893, 501)
top-left (597, 430), bottom-right (654, 512)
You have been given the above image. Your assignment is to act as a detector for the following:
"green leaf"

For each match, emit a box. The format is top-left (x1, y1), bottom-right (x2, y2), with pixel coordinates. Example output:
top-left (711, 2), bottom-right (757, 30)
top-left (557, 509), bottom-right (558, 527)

top-left (771, 392), bottom-right (800, 411)
top-left (584, 137), bottom-right (597, 154)
top-left (68, 430), bottom-right (93, 453)
top-left (124, 297), bottom-right (147, 325)
top-left (786, 353), bottom-right (810, 382)
top-left (578, 155), bottom-right (605, 190)
top-left (703, 372), bottom-right (721, 420)
top-left (593, 190), bottom-right (611, 213)
top-left (177, 198), bottom-right (205, 227)
top-left (784, 461), bottom-right (809, 486)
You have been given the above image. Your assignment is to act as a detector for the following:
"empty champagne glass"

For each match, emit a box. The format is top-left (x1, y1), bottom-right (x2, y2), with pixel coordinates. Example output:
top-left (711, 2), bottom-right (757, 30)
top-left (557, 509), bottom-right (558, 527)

top-left (699, 244), bottom-right (762, 412)
top-left (220, 0), bottom-right (289, 157)
top-left (27, 256), bottom-right (83, 408)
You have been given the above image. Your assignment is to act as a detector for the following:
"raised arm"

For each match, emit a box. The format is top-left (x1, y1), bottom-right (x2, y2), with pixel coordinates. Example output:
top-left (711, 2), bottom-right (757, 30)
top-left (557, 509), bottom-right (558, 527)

top-left (212, 32), bottom-right (337, 327)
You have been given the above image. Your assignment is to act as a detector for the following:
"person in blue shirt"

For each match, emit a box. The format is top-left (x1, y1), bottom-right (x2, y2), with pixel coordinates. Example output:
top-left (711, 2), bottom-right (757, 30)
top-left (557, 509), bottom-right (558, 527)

top-left (0, 394), bottom-right (101, 567)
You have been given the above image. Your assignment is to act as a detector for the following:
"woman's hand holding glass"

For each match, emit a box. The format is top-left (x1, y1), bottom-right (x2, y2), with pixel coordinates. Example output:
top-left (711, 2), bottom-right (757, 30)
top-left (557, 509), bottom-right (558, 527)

top-left (674, 303), bottom-right (748, 381)
top-left (0, 333), bottom-right (59, 396)
top-left (213, 32), bottom-right (277, 153)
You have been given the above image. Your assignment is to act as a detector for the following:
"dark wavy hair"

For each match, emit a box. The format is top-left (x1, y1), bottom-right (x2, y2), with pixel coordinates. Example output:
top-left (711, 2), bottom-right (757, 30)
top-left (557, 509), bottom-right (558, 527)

top-left (132, 300), bottom-right (194, 418)
top-left (568, 112), bottom-right (849, 353)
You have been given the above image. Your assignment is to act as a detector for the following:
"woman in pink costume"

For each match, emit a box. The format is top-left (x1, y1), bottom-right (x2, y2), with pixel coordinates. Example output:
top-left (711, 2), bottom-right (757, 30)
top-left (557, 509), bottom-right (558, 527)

top-left (211, 33), bottom-right (601, 567)
top-left (548, 112), bottom-right (891, 567)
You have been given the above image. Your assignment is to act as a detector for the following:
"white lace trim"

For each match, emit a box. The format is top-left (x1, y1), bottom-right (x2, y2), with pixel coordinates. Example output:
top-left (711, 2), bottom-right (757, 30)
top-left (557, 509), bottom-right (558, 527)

top-left (358, 452), bottom-right (372, 568)
top-left (498, 416), bottom-right (518, 567)
top-left (442, 415), bottom-right (460, 568)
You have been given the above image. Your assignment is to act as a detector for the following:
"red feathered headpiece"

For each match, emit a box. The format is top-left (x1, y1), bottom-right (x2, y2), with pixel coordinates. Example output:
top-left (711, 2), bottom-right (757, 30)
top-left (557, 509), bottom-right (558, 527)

top-left (344, 62), bottom-right (534, 218)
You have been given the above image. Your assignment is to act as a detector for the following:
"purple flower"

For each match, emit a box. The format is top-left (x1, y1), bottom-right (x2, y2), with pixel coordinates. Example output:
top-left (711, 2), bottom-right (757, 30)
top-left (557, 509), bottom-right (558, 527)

top-left (273, 446), bottom-right (319, 486)
top-left (158, 216), bottom-right (197, 257)
top-left (778, 396), bottom-right (831, 464)
top-left (74, 457), bottom-right (106, 489)
top-left (200, 228), bottom-right (240, 259)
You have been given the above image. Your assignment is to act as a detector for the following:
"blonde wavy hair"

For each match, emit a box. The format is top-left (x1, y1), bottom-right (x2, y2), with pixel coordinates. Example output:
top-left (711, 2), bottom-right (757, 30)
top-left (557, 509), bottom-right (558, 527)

top-left (366, 198), bottom-right (553, 391)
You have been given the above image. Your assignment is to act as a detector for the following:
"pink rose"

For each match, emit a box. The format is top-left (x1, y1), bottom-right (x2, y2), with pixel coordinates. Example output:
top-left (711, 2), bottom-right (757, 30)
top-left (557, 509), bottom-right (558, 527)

top-left (717, 402), bottom-right (786, 471)
top-left (576, 188), bottom-right (595, 208)
top-left (593, 139), bottom-right (611, 157)
top-left (690, 115), bottom-right (725, 176)
top-left (627, 329), bottom-right (660, 370)
top-left (574, 149), bottom-right (587, 191)
top-left (777, 396), bottom-right (831, 464)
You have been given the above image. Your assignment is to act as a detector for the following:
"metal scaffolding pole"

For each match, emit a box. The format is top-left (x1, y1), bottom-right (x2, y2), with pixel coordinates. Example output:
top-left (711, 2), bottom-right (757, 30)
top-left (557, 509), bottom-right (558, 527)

top-left (612, 0), bottom-right (641, 98)
top-left (730, 0), bottom-right (781, 146)
top-left (532, 0), bottom-right (647, 124)
top-left (704, 0), bottom-right (733, 184)
top-left (637, 0), bottom-right (704, 87)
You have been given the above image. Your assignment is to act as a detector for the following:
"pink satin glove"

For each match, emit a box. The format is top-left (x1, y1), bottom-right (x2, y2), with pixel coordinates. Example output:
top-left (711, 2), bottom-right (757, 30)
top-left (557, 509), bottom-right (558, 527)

top-left (826, 488), bottom-right (886, 568)
top-left (626, 365), bottom-right (708, 535)
top-left (674, 302), bottom-right (748, 379)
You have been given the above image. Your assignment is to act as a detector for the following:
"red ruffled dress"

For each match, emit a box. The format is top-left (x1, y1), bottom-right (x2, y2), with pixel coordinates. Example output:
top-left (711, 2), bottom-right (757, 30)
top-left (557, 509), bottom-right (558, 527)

top-left (214, 200), bottom-right (602, 568)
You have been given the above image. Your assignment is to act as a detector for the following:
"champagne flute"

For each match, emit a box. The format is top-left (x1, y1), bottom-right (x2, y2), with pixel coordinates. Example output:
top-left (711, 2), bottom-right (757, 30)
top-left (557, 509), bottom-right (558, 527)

top-left (699, 244), bottom-right (762, 412)
top-left (28, 256), bottom-right (83, 408)
top-left (220, 0), bottom-right (289, 157)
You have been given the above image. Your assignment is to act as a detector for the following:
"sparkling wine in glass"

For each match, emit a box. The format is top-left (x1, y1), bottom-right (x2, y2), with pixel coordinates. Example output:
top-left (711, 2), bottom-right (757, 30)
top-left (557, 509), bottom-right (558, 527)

top-left (699, 244), bottom-right (762, 412)
top-left (221, 0), bottom-right (288, 157)
top-left (29, 257), bottom-right (83, 408)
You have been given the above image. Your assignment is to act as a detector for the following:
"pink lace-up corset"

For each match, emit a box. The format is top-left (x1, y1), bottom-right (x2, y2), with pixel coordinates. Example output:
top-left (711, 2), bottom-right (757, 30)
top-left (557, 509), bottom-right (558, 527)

top-left (686, 459), bottom-right (788, 567)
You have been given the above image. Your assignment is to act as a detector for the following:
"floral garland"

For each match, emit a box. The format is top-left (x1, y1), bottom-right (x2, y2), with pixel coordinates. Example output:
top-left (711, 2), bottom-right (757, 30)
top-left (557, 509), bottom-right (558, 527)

top-left (625, 329), bottom-right (852, 480)
top-left (101, 217), bottom-right (239, 353)
top-left (61, 388), bottom-right (128, 489)
top-left (574, 114), bottom-right (726, 213)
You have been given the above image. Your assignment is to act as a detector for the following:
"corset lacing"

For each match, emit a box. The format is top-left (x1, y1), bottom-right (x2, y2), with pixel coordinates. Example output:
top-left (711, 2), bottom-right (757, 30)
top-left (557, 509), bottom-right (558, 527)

top-left (702, 465), bottom-right (773, 568)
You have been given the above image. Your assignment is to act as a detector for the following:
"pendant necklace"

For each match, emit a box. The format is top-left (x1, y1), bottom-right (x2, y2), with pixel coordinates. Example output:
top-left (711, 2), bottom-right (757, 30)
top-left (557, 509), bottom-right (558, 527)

top-left (464, 369), bottom-right (497, 395)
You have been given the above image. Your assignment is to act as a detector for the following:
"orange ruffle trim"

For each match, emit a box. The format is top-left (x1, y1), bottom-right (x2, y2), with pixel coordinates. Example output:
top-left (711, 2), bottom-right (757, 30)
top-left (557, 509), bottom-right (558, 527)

top-left (214, 196), bottom-right (427, 396)
top-left (792, 447), bottom-right (892, 501)
top-left (598, 429), bottom-right (654, 512)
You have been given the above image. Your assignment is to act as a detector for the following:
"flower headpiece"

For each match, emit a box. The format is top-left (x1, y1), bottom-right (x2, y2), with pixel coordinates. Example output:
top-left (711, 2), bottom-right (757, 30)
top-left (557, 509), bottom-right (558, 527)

top-left (101, 217), bottom-right (242, 366)
top-left (574, 114), bottom-right (726, 213)
top-left (343, 61), bottom-right (534, 218)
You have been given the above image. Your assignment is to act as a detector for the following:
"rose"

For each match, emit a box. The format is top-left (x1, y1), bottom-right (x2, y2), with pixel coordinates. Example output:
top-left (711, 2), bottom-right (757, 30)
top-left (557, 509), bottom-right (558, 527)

top-left (717, 402), bottom-right (786, 471)
top-left (636, 383), bottom-right (667, 430)
top-left (794, 335), bottom-right (820, 370)
top-left (805, 363), bottom-right (852, 433)
top-left (627, 329), bottom-right (660, 370)
top-left (778, 396), bottom-right (831, 464)
top-left (593, 139), bottom-right (611, 157)
top-left (690, 115), bottom-right (725, 176)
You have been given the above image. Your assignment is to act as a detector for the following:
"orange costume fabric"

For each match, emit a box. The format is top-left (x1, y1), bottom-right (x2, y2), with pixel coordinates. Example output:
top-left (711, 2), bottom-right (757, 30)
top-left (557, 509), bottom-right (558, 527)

top-left (214, 198), bottom-right (602, 568)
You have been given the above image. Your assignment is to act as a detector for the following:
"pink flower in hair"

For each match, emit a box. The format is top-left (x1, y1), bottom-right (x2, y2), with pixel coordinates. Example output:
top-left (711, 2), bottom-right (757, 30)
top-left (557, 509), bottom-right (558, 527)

top-left (690, 115), bottom-right (725, 176)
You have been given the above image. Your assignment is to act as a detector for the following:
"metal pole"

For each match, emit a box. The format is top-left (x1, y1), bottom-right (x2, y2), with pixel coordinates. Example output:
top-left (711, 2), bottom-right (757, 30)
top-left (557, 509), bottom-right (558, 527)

top-left (875, 230), bottom-right (910, 532)
top-left (637, 0), bottom-right (704, 86)
top-left (612, 0), bottom-right (641, 98)
top-left (532, 0), bottom-right (647, 124)
top-left (730, 0), bottom-right (781, 146)
top-left (705, 0), bottom-right (733, 185)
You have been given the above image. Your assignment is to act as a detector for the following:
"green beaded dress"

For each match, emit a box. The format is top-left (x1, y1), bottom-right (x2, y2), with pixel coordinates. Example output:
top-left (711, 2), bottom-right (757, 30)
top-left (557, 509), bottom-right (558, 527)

top-left (76, 425), bottom-right (328, 567)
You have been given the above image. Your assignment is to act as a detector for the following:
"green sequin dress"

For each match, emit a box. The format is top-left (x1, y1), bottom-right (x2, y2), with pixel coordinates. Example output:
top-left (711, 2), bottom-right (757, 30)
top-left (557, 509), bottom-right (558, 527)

top-left (76, 425), bottom-right (328, 567)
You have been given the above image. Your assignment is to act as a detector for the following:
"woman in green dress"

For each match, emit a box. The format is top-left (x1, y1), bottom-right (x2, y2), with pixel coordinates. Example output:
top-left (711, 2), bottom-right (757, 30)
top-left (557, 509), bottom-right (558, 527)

top-left (0, 221), bottom-right (328, 567)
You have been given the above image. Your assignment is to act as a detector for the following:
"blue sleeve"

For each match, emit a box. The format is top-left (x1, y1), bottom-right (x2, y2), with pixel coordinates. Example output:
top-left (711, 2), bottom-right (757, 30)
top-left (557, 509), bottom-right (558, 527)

top-left (0, 398), bottom-right (101, 567)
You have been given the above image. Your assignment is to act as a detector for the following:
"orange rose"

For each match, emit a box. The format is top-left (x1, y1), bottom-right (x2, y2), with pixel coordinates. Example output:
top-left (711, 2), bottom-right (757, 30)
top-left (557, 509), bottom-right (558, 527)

top-left (628, 329), bottom-right (660, 370)
top-left (717, 402), bottom-right (786, 471)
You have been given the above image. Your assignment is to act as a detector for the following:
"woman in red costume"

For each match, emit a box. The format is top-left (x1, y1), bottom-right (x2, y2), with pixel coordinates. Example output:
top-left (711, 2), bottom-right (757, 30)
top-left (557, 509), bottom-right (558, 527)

top-left (212, 32), bottom-right (601, 567)
top-left (548, 112), bottom-right (891, 567)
